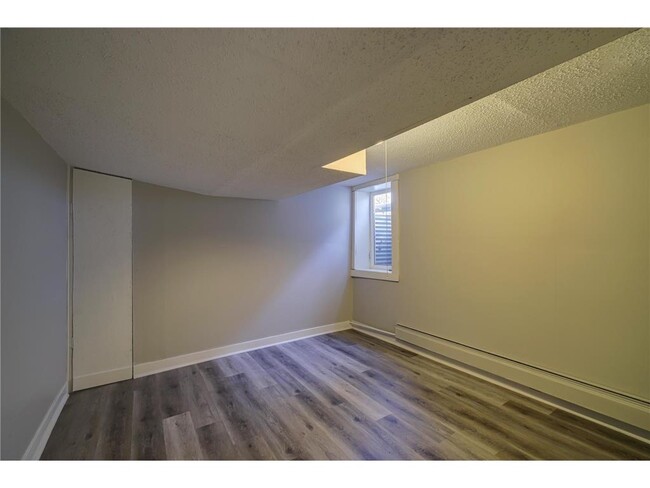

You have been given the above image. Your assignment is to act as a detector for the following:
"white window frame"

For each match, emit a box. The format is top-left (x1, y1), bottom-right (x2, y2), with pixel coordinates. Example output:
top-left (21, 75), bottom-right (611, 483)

top-left (351, 174), bottom-right (399, 282)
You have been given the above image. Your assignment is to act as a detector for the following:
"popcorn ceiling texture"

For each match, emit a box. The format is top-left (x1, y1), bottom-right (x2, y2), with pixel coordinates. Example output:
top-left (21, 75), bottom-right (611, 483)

top-left (358, 29), bottom-right (650, 184)
top-left (1, 28), bottom-right (634, 199)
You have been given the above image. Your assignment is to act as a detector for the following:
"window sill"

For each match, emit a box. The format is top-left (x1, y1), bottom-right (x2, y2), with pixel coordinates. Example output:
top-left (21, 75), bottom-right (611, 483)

top-left (350, 268), bottom-right (399, 282)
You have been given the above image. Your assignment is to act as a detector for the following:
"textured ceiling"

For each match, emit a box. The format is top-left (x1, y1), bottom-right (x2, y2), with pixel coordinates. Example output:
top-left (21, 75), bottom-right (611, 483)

top-left (1, 28), bottom-right (633, 199)
top-left (352, 29), bottom-right (650, 186)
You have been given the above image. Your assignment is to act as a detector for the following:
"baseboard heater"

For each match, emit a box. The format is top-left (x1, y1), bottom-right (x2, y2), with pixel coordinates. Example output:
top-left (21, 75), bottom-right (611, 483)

top-left (395, 324), bottom-right (650, 434)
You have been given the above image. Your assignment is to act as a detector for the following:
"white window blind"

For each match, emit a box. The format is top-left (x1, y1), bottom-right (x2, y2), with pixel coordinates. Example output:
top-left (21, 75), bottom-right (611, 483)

top-left (371, 190), bottom-right (392, 267)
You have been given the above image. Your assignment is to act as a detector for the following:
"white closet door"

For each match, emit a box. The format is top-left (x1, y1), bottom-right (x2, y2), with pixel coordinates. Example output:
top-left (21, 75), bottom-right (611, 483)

top-left (72, 169), bottom-right (132, 391)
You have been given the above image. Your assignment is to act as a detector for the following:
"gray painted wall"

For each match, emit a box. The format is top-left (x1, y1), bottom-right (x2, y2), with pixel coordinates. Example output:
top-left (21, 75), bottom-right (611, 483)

top-left (133, 181), bottom-right (353, 365)
top-left (1, 100), bottom-right (69, 459)
top-left (353, 104), bottom-right (649, 402)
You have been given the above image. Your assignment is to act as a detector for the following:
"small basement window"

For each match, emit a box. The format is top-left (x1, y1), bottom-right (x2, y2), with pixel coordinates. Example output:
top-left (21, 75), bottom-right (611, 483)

top-left (351, 175), bottom-right (399, 281)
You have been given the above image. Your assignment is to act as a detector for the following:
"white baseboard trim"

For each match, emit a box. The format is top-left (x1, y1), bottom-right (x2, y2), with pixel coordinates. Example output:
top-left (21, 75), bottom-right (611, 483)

top-left (350, 320), bottom-right (396, 339)
top-left (73, 366), bottom-right (132, 392)
top-left (22, 383), bottom-right (69, 460)
top-left (351, 320), bottom-right (650, 444)
top-left (134, 321), bottom-right (352, 378)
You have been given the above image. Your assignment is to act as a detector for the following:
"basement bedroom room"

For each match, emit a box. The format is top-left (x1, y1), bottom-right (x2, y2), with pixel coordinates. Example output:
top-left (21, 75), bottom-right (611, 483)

top-left (1, 2), bottom-right (648, 486)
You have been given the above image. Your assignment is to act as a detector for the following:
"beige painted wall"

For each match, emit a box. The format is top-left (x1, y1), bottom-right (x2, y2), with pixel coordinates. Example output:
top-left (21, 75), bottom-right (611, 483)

top-left (133, 182), bottom-right (353, 364)
top-left (354, 104), bottom-right (649, 402)
top-left (1, 100), bottom-right (69, 459)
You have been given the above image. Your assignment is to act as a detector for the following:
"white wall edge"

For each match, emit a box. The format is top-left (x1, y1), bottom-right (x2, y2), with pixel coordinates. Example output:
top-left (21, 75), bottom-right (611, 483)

top-left (22, 383), bottom-right (69, 460)
top-left (73, 366), bottom-right (132, 392)
top-left (351, 321), bottom-right (650, 444)
top-left (134, 321), bottom-right (352, 378)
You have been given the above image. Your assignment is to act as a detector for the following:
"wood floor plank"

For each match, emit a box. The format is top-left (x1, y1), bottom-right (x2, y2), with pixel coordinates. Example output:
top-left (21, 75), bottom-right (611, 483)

top-left (41, 386), bottom-right (105, 460)
top-left (304, 336), bottom-right (370, 373)
top-left (334, 344), bottom-right (579, 459)
top-left (494, 445), bottom-right (531, 460)
top-left (288, 390), bottom-right (394, 460)
top-left (212, 355), bottom-right (243, 377)
top-left (131, 378), bottom-right (166, 460)
top-left (314, 334), bottom-right (427, 389)
top-left (156, 368), bottom-right (188, 420)
top-left (196, 420), bottom-right (239, 460)
top-left (362, 367), bottom-right (568, 459)
top-left (334, 401), bottom-right (425, 460)
top-left (94, 381), bottom-right (133, 460)
top-left (438, 385), bottom-right (601, 459)
top-left (162, 412), bottom-right (203, 460)
top-left (282, 341), bottom-right (392, 421)
top-left (356, 360), bottom-right (573, 459)
top-left (43, 331), bottom-right (650, 460)
top-left (376, 414), bottom-right (444, 460)
top-left (260, 385), bottom-right (355, 460)
top-left (266, 346), bottom-right (346, 407)
top-left (438, 433), bottom-right (499, 460)
top-left (500, 400), bottom-right (619, 460)
top-left (227, 352), bottom-right (277, 389)
top-left (247, 348), bottom-right (304, 397)
top-left (179, 365), bottom-right (219, 428)
top-left (322, 359), bottom-right (459, 442)
top-left (225, 373), bottom-right (310, 460)
top-left (549, 408), bottom-right (650, 459)
top-left (341, 329), bottom-right (418, 360)
top-left (321, 348), bottom-right (461, 437)
top-left (400, 356), bottom-right (513, 408)
top-left (201, 372), bottom-right (277, 460)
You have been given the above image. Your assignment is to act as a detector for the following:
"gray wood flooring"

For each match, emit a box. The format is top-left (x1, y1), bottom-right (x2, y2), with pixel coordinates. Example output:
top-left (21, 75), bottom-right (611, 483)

top-left (41, 330), bottom-right (650, 460)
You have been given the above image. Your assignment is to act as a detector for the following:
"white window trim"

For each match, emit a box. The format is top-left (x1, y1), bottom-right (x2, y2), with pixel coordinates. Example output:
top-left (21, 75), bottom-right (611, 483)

top-left (351, 175), bottom-right (399, 282)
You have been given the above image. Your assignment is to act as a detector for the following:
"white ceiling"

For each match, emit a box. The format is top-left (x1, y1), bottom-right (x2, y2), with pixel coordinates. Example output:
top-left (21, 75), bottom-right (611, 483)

top-left (350, 28), bottom-right (650, 186)
top-left (1, 28), bottom-right (633, 199)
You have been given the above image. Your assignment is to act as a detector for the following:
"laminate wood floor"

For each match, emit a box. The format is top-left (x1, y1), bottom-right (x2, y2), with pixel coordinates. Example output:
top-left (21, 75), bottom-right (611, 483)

top-left (42, 330), bottom-right (650, 460)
